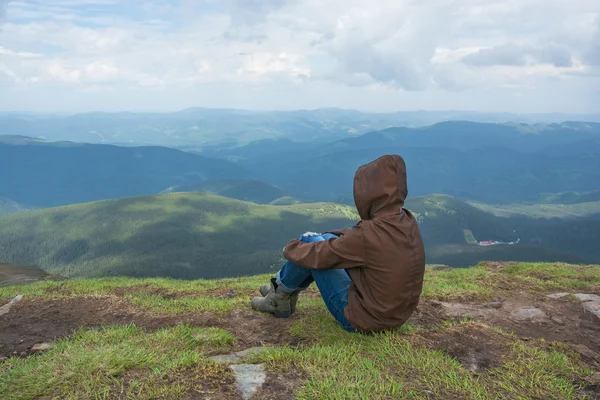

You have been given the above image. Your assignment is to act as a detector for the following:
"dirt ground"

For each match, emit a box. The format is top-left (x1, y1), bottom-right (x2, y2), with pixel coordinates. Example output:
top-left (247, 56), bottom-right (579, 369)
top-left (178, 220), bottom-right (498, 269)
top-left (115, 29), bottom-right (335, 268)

top-left (2, 286), bottom-right (600, 399)
top-left (0, 295), bottom-right (299, 358)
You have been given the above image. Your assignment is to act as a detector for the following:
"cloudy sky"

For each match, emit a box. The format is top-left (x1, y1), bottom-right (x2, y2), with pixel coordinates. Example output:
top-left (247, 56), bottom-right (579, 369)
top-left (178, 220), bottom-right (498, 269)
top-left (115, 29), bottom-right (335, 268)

top-left (0, 0), bottom-right (598, 113)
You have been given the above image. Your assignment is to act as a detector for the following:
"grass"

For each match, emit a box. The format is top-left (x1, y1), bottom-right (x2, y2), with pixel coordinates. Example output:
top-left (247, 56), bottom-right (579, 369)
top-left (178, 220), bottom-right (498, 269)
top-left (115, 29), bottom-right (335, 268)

top-left (2, 262), bottom-right (599, 308)
top-left (0, 192), bottom-right (358, 280)
top-left (245, 323), bottom-right (593, 399)
top-left (1, 262), bottom-right (599, 399)
top-left (0, 324), bottom-right (235, 400)
top-left (2, 192), bottom-right (597, 283)
top-left (470, 199), bottom-right (600, 219)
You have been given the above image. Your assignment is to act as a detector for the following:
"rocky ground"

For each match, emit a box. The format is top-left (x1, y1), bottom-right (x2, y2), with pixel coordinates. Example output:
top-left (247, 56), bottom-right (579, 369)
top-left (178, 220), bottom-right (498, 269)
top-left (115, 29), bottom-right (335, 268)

top-left (1, 262), bottom-right (599, 399)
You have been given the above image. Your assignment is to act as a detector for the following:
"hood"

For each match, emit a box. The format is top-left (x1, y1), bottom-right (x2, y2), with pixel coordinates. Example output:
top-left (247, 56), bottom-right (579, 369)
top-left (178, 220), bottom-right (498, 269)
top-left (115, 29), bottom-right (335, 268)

top-left (353, 154), bottom-right (408, 220)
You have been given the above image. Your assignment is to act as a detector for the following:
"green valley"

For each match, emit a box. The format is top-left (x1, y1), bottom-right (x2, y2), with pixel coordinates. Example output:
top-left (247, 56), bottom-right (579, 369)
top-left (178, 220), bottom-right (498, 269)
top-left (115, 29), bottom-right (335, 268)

top-left (0, 193), bottom-right (596, 279)
top-left (0, 193), bottom-right (358, 279)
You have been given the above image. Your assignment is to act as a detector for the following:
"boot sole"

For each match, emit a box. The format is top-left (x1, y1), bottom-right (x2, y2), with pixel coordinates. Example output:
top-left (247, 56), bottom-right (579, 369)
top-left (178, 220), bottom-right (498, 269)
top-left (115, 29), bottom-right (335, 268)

top-left (273, 311), bottom-right (291, 318)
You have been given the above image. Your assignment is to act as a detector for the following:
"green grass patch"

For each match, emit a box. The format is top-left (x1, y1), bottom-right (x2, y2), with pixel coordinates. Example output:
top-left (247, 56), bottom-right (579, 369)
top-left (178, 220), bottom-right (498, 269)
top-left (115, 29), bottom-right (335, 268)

top-left (422, 265), bottom-right (494, 300)
top-left (246, 324), bottom-right (593, 399)
top-left (0, 324), bottom-right (234, 400)
top-left (498, 262), bottom-right (600, 292)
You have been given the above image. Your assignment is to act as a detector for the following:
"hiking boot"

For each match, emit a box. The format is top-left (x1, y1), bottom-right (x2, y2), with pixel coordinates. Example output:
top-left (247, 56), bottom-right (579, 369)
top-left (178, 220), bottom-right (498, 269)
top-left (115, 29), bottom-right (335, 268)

top-left (260, 282), bottom-right (300, 314)
top-left (252, 278), bottom-right (292, 318)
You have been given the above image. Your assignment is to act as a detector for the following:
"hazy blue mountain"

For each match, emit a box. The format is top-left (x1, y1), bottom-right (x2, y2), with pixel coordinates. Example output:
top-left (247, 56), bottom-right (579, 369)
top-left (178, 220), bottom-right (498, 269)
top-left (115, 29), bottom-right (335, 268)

top-left (0, 138), bottom-right (248, 207)
top-left (3, 119), bottom-right (600, 208)
top-left (2, 109), bottom-right (599, 147)
top-left (243, 144), bottom-right (600, 204)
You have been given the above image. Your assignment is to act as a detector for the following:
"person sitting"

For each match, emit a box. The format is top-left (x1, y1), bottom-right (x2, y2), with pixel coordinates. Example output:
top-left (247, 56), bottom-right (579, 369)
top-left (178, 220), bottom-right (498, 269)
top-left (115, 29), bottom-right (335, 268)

top-left (252, 154), bottom-right (426, 333)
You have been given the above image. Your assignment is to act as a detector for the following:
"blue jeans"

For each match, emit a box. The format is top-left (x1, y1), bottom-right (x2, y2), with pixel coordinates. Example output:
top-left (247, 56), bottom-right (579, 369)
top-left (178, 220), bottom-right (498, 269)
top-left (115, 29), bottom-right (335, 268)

top-left (276, 233), bottom-right (356, 332)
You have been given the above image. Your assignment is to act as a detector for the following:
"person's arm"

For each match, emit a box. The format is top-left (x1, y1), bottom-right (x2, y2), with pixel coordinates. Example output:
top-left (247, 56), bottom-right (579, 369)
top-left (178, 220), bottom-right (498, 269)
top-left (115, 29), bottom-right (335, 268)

top-left (324, 228), bottom-right (352, 237)
top-left (283, 225), bottom-right (365, 270)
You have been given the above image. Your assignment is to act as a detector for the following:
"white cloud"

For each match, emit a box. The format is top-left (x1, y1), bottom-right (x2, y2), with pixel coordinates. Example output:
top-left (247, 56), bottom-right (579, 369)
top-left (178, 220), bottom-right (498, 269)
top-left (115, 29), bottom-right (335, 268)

top-left (0, 0), bottom-right (598, 113)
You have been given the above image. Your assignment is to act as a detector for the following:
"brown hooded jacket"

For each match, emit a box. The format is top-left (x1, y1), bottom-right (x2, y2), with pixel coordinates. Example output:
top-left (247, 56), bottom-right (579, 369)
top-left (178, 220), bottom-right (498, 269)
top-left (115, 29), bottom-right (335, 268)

top-left (283, 154), bottom-right (426, 332)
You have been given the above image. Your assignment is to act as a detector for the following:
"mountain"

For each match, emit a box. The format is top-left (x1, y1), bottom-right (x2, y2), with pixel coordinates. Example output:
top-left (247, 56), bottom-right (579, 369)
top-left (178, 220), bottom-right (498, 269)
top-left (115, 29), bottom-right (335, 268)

top-left (0, 192), bottom-right (358, 279)
top-left (0, 198), bottom-right (30, 215)
top-left (161, 178), bottom-right (286, 204)
top-left (325, 121), bottom-right (600, 153)
top-left (2, 109), bottom-right (599, 147)
top-left (203, 121), bottom-right (600, 161)
top-left (471, 198), bottom-right (600, 219)
top-left (244, 145), bottom-right (600, 204)
top-left (0, 138), bottom-right (248, 207)
top-left (3, 119), bottom-right (600, 207)
top-left (205, 121), bottom-right (599, 204)
top-left (536, 191), bottom-right (600, 205)
top-left (1, 262), bottom-right (599, 399)
top-left (0, 193), bottom-right (594, 279)
top-left (405, 194), bottom-right (596, 266)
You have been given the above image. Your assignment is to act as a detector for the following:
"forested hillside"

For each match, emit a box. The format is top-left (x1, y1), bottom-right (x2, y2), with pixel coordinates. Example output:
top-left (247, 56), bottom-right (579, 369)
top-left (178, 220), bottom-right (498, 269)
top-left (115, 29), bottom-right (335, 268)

top-left (0, 193), bottom-right (358, 279)
top-left (0, 193), bottom-right (595, 279)
top-left (161, 179), bottom-right (286, 204)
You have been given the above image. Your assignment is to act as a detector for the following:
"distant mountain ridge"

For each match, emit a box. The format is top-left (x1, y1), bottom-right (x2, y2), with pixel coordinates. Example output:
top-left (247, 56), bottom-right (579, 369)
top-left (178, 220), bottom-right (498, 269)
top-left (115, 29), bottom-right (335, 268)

top-left (1, 108), bottom-right (599, 147)
top-left (2, 118), bottom-right (600, 207)
top-left (0, 139), bottom-right (248, 207)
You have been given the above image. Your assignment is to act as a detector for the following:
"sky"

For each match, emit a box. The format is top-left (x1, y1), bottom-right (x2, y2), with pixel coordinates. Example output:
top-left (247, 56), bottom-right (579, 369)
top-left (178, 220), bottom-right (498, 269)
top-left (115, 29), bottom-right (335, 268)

top-left (0, 0), bottom-right (598, 113)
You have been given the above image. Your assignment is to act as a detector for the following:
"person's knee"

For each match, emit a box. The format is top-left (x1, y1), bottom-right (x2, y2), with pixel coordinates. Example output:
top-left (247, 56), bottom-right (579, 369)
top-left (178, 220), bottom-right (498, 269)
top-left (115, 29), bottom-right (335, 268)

top-left (299, 232), bottom-right (325, 243)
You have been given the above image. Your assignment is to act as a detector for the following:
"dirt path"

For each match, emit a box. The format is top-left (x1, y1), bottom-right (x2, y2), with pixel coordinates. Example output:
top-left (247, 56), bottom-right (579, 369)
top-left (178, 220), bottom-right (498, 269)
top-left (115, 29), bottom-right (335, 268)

top-left (0, 295), bottom-right (299, 358)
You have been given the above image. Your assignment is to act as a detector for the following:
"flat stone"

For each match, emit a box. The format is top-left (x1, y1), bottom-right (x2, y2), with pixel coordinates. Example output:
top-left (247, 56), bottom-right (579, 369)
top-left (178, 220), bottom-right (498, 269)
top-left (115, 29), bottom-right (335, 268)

top-left (209, 347), bottom-right (269, 364)
top-left (510, 307), bottom-right (548, 322)
top-left (0, 294), bottom-right (23, 316)
top-left (31, 343), bottom-right (52, 352)
top-left (547, 292), bottom-right (570, 299)
top-left (583, 301), bottom-right (600, 320)
top-left (230, 364), bottom-right (266, 400)
top-left (574, 294), bottom-right (600, 302)
top-left (483, 301), bottom-right (503, 309)
top-left (209, 354), bottom-right (240, 363)
top-left (550, 316), bottom-right (564, 325)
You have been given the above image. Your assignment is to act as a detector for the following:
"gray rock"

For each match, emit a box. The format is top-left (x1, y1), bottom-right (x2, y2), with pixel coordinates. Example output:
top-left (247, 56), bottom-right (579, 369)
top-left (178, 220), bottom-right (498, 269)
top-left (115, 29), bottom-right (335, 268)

top-left (31, 343), bottom-right (52, 351)
top-left (0, 294), bottom-right (23, 316)
top-left (209, 346), bottom-right (269, 364)
top-left (230, 364), bottom-right (266, 400)
top-left (583, 301), bottom-right (600, 320)
top-left (574, 294), bottom-right (600, 302)
top-left (547, 292), bottom-right (570, 299)
top-left (550, 316), bottom-right (565, 325)
top-left (483, 301), bottom-right (503, 309)
top-left (510, 307), bottom-right (548, 322)
top-left (209, 353), bottom-right (240, 363)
